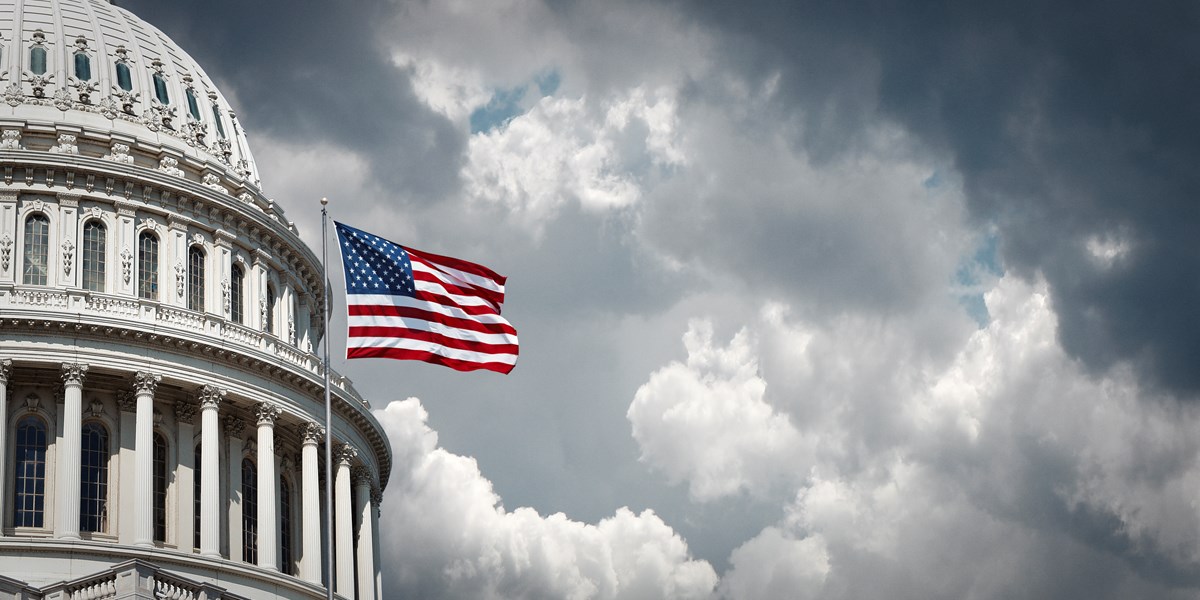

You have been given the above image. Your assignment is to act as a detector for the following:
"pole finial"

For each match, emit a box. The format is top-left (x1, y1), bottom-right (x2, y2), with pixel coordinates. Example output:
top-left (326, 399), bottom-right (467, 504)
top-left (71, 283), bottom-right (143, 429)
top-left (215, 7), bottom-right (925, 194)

top-left (320, 196), bottom-right (328, 206)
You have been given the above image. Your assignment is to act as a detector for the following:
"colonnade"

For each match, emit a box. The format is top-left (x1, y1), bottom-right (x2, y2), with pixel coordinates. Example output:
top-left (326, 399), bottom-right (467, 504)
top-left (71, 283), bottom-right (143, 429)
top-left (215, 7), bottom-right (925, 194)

top-left (0, 359), bottom-right (381, 600)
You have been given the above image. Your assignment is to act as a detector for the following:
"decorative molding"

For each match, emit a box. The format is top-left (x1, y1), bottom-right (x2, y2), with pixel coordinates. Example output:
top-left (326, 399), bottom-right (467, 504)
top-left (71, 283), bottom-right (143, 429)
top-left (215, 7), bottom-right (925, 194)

top-left (61, 362), bottom-right (88, 386)
top-left (48, 133), bottom-right (79, 155)
top-left (61, 238), bottom-right (75, 276)
top-left (103, 143), bottom-right (134, 164)
top-left (0, 234), bottom-right (11, 272)
top-left (120, 246), bottom-right (132, 284)
top-left (202, 173), bottom-right (225, 194)
top-left (86, 398), bottom-right (106, 418)
top-left (0, 128), bottom-right (23, 149)
top-left (174, 260), bottom-right (185, 298)
top-left (352, 465), bottom-right (373, 487)
top-left (116, 391), bottom-right (136, 413)
top-left (300, 421), bottom-right (325, 445)
top-left (198, 384), bottom-right (225, 410)
top-left (259, 297), bottom-right (268, 331)
top-left (335, 443), bottom-right (358, 466)
top-left (255, 401), bottom-right (281, 426)
top-left (371, 487), bottom-right (383, 510)
top-left (175, 400), bottom-right (197, 424)
top-left (0, 358), bottom-right (11, 385)
top-left (133, 371), bottom-right (161, 395)
top-left (190, 232), bottom-right (204, 246)
top-left (26, 199), bottom-right (45, 214)
top-left (158, 156), bottom-right (184, 177)
top-left (223, 414), bottom-right (246, 437)
top-left (138, 217), bottom-right (159, 233)
top-left (23, 393), bottom-right (42, 414)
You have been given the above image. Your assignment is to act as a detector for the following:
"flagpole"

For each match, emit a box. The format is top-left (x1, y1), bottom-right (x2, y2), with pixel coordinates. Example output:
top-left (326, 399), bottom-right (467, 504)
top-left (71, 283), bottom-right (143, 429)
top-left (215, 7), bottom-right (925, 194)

top-left (320, 197), bottom-right (335, 600)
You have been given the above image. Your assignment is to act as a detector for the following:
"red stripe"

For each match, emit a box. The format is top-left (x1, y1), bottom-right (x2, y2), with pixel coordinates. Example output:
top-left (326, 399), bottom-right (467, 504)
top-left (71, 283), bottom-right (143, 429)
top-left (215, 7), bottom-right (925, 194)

top-left (347, 303), bottom-right (518, 336)
top-left (411, 290), bottom-right (499, 316)
top-left (347, 346), bottom-right (516, 374)
top-left (407, 247), bottom-right (507, 286)
top-left (348, 326), bottom-right (519, 354)
top-left (412, 268), bottom-right (505, 309)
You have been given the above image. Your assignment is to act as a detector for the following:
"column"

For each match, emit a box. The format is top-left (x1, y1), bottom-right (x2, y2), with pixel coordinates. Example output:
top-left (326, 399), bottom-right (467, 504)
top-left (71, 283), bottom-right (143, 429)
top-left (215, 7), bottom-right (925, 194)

top-left (117, 393), bottom-right (136, 544)
top-left (372, 488), bottom-right (383, 600)
top-left (132, 371), bottom-right (160, 546)
top-left (55, 362), bottom-right (87, 540)
top-left (0, 359), bottom-right (10, 533)
top-left (198, 385), bottom-right (225, 558)
top-left (299, 422), bottom-right (324, 584)
top-left (256, 402), bottom-right (281, 570)
top-left (226, 415), bottom-right (246, 562)
top-left (175, 400), bottom-right (197, 552)
top-left (353, 467), bottom-right (376, 600)
top-left (334, 443), bottom-right (357, 598)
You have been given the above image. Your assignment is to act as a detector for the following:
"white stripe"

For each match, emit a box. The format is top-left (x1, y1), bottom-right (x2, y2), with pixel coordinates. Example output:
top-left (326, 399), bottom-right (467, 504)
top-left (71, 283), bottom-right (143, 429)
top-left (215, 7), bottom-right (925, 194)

top-left (413, 279), bottom-right (497, 311)
top-left (347, 314), bottom-right (518, 345)
top-left (348, 294), bottom-right (512, 326)
top-left (348, 336), bottom-right (519, 364)
top-left (412, 254), bottom-right (505, 296)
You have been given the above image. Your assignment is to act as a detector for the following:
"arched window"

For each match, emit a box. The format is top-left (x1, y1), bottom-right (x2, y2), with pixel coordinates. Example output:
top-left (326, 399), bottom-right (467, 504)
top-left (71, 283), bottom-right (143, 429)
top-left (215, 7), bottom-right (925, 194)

top-left (80, 422), bottom-right (109, 533)
top-left (193, 443), bottom-right (201, 551)
top-left (265, 284), bottom-right (276, 335)
top-left (74, 52), bottom-right (91, 81)
top-left (29, 46), bottom-right (46, 76)
top-left (13, 416), bottom-right (48, 527)
top-left (115, 62), bottom-right (132, 92)
top-left (185, 87), bottom-right (201, 121)
top-left (230, 264), bottom-right (245, 324)
top-left (82, 220), bottom-right (106, 292)
top-left (187, 246), bottom-right (205, 312)
top-left (152, 72), bottom-right (169, 105)
top-left (241, 458), bottom-right (258, 563)
top-left (153, 432), bottom-right (168, 543)
top-left (138, 231), bottom-right (159, 300)
top-left (22, 213), bottom-right (49, 285)
top-left (281, 477), bottom-right (294, 575)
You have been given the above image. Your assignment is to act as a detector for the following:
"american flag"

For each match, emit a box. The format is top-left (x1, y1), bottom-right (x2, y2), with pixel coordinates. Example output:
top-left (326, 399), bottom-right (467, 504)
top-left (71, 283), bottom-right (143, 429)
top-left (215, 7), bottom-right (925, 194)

top-left (335, 222), bottom-right (519, 374)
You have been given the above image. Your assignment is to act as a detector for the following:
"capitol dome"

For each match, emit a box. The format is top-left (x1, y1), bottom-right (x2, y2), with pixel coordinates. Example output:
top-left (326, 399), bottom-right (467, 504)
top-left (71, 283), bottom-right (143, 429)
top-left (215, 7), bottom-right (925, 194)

top-left (0, 0), bottom-right (389, 598)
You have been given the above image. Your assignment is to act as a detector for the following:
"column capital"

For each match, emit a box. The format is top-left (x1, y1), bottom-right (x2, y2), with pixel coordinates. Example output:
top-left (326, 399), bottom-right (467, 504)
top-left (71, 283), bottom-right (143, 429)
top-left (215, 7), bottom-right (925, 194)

top-left (0, 358), bottom-right (11, 384)
top-left (299, 421), bottom-right (324, 445)
top-left (198, 384), bottom-right (225, 409)
top-left (255, 401), bottom-right (281, 426)
top-left (223, 414), bottom-right (246, 437)
top-left (371, 487), bottom-right (383, 509)
top-left (61, 362), bottom-right (88, 386)
top-left (352, 465), bottom-right (373, 488)
top-left (132, 371), bottom-right (161, 395)
top-left (335, 443), bottom-right (358, 466)
top-left (175, 400), bottom-right (197, 424)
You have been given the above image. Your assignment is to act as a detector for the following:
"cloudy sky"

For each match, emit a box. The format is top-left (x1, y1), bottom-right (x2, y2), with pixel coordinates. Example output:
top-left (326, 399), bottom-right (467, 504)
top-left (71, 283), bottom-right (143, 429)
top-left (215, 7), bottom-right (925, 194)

top-left (124, 1), bottom-right (1200, 597)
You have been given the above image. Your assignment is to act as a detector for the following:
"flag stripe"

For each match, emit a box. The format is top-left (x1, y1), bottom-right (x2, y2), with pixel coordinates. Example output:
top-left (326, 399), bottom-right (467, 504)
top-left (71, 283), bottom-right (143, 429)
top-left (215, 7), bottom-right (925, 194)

top-left (347, 302), bottom-right (517, 334)
top-left (411, 261), bottom-right (504, 310)
top-left (408, 249), bottom-right (507, 291)
top-left (347, 312), bottom-right (518, 343)
top-left (348, 326), bottom-right (519, 353)
top-left (347, 346), bottom-right (516, 374)
top-left (347, 336), bottom-right (519, 365)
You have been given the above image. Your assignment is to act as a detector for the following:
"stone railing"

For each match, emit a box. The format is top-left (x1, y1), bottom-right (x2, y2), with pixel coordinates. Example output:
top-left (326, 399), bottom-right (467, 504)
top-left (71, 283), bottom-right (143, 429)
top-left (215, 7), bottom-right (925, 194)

top-left (0, 286), bottom-right (371, 408)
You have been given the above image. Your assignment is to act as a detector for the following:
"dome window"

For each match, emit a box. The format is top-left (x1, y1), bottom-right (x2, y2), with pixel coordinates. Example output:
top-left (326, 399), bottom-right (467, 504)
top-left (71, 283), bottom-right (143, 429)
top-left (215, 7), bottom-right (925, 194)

top-left (211, 102), bottom-right (227, 140)
top-left (241, 458), bottom-right (258, 563)
top-left (153, 432), bottom-right (168, 542)
top-left (187, 245), bottom-right (205, 312)
top-left (29, 46), bottom-right (46, 76)
top-left (73, 36), bottom-right (91, 81)
top-left (74, 52), bottom-right (91, 81)
top-left (138, 231), bottom-right (159, 300)
top-left (115, 62), bottom-right (133, 91)
top-left (13, 415), bottom-right (48, 528)
top-left (230, 263), bottom-right (245, 323)
top-left (80, 422), bottom-right (110, 533)
top-left (186, 87), bottom-right (201, 121)
top-left (153, 72), bottom-right (169, 104)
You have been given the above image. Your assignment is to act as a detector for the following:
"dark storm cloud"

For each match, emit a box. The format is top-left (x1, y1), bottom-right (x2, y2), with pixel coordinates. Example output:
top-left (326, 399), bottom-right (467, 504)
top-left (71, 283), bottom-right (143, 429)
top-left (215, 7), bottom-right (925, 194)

top-left (121, 0), bottom-right (464, 200)
top-left (670, 0), bottom-right (1200, 395)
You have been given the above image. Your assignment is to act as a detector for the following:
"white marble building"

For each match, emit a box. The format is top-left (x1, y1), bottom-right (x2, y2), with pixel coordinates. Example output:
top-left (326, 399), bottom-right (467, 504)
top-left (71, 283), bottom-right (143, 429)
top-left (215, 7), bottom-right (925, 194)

top-left (0, 1), bottom-right (390, 598)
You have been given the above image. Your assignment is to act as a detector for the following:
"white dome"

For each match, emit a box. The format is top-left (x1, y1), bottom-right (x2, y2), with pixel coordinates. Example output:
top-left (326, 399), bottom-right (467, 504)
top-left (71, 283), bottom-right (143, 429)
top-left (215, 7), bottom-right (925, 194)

top-left (0, 0), bottom-right (259, 183)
